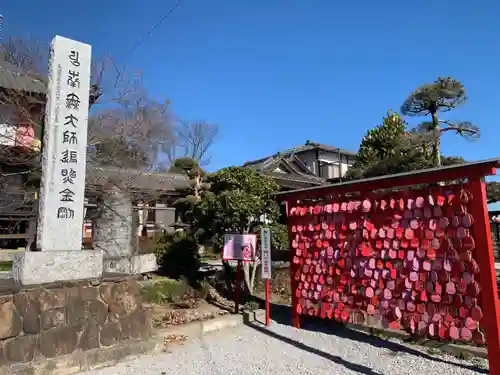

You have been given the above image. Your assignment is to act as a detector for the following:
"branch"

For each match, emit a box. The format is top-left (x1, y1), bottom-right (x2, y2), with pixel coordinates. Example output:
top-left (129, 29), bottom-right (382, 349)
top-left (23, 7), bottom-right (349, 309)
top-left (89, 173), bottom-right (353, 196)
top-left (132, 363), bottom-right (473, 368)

top-left (439, 120), bottom-right (480, 140)
top-left (175, 120), bottom-right (218, 166)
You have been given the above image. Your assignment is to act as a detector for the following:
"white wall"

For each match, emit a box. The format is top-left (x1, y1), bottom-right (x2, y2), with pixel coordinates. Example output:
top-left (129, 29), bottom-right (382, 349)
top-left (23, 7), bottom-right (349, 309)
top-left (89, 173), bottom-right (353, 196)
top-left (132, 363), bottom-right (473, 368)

top-left (297, 150), bottom-right (354, 179)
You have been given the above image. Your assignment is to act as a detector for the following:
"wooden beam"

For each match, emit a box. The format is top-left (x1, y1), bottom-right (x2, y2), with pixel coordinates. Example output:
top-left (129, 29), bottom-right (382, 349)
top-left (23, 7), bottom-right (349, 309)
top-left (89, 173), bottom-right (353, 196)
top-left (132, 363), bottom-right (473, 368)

top-left (0, 234), bottom-right (29, 239)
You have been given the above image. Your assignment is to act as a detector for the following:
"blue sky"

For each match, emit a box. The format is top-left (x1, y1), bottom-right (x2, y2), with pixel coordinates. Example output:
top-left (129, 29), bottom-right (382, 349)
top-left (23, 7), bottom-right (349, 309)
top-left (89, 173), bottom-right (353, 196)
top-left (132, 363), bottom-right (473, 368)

top-left (1, 0), bottom-right (499, 174)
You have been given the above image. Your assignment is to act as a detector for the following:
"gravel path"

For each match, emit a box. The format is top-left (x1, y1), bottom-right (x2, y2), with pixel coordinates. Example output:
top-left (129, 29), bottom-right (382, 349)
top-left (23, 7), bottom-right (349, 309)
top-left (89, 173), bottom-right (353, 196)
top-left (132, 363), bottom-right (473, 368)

top-left (80, 321), bottom-right (488, 375)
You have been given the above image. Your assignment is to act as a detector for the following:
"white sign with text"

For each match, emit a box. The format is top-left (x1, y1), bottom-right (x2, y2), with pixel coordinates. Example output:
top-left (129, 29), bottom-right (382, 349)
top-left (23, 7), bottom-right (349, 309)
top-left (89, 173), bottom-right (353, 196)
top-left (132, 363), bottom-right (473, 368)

top-left (260, 228), bottom-right (272, 279)
top-left (37, 35), bottom-right (91, 251)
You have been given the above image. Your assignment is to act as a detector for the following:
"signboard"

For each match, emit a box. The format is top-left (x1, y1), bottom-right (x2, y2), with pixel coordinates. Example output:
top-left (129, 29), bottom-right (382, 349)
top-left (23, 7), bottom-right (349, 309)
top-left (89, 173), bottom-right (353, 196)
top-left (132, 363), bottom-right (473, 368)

top-left (223, 234), bottom-right (257, 261)
top-left (260, 228), bottom-right (272, 279)
top-left (37, 35), bottom-right (91, 251)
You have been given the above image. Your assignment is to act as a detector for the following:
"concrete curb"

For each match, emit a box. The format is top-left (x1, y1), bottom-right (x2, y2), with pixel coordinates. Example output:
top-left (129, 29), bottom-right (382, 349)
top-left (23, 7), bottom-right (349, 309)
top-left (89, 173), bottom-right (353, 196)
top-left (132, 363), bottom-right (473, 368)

top-left (153, 309), bottom-right (265, 343)
top-left (0, 310), bottom-right (264, 375)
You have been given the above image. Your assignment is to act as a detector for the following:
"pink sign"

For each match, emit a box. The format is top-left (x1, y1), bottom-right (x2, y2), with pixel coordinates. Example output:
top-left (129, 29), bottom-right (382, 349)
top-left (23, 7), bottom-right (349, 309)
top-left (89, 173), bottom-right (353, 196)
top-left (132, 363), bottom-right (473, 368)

top-left (223, 234), bottom-right (257, 261)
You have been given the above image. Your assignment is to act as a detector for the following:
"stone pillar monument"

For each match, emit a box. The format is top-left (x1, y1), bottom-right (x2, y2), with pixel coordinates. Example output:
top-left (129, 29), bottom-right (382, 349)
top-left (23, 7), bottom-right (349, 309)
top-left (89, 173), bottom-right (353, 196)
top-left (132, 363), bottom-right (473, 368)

top-left (94, 182), bottom-right (134, 265)
top-left (13, 35), bottom-right (103, 285)
top-left (94, 183), bottom-right (157, 275)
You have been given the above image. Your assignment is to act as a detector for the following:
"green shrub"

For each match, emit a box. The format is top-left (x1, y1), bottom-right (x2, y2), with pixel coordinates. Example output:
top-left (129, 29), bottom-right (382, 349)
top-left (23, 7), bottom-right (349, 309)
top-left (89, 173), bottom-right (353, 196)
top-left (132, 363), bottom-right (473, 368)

top-left (253, 223), bottom-right (288, 250)
top-left (155, 231), bottom-right (200, 283)
top-left (0, 262), bottom-right (12, 272)
top-left (245, 300), bottom-right (260, 311)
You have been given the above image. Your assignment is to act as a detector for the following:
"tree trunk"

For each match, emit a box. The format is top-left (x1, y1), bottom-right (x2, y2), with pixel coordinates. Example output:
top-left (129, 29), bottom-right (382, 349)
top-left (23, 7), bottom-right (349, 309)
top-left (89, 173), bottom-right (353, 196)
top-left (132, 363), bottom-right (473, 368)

top-left (241, 226), bottom-right (258, 296)
top-left (431, 111), bottom-right (441, 166)
top-left (242, 258), bottom-right (259, 296)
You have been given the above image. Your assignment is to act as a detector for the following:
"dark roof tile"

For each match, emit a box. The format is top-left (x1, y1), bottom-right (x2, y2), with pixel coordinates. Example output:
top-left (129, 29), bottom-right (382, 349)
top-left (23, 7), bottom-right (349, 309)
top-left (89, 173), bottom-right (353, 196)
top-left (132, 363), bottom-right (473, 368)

top-left (86, 165), bottom-right (189, 192)
top-left (0, 58), bottom-right (46, 94)
top-left (244, 140), bottom-right (357, 167)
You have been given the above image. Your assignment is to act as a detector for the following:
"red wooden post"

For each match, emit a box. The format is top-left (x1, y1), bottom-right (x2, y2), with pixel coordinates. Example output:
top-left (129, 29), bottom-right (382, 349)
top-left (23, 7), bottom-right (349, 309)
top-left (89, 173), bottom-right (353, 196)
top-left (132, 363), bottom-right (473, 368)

top-left (286, 201), bottom-right (300, 328)
top-left (235, 260), bottom-right (242, 313)
top-left (265, 279), bottom-right (271, 326)
top-left (468, 178), bottom-right (500, 375)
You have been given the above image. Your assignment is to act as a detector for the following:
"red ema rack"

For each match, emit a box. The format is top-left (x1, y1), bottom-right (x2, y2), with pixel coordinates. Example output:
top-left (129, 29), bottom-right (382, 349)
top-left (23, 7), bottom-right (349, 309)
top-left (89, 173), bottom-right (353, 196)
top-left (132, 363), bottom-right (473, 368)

top-left (277, 159), bottom-right (500, 375)
top-left (288, 186), bottom-right (484, 343)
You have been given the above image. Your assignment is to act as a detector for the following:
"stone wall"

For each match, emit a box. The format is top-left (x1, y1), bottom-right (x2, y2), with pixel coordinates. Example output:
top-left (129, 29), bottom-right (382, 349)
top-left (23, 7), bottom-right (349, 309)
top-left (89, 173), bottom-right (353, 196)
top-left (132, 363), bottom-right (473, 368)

top-left (0, 276), bottom-right (150, 366)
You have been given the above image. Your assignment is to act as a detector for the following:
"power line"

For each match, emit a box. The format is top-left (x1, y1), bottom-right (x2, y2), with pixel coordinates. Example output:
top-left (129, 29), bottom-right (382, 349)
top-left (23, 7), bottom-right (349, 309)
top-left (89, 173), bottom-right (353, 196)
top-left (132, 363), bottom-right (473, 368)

top-left (120, 0), bottom-right (183, 62)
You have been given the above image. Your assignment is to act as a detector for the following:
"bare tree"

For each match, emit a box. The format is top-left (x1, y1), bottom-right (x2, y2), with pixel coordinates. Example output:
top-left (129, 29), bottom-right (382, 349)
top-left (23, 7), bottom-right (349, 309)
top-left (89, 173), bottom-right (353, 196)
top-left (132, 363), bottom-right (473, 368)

top-left (1, 33), bottom-right (176, 168)
top-left (0, 34), bottom-right (174, 250)
top-left (88, 94), bottom-right (175, 170)
top-left (168, 120), bottom-right (218, 166)
top-left (1, 35), bottom-right (131, 109)
top-left (1, 35), bottom-right (48, 75)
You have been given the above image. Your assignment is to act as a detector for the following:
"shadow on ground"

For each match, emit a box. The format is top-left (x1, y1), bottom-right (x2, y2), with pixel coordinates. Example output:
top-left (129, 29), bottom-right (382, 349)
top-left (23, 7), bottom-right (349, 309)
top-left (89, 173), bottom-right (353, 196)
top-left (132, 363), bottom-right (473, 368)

top-left (245, 319), bottom-right (382, 375)
top-left (246, 302), bottom-right (487, 375)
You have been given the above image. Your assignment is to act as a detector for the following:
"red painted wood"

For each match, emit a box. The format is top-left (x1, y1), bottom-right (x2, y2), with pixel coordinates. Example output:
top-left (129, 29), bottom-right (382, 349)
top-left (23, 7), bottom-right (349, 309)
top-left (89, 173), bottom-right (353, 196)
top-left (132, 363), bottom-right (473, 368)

top-left (466, 180), bottom-right (500, 374)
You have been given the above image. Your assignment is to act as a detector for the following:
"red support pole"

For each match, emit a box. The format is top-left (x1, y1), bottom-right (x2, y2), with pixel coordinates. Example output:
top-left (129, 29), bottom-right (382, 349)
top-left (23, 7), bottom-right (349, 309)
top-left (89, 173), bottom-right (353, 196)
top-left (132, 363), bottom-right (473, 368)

top-left (235, 260), bottom-right (242, 314)
top-left (468, 178), bottom-right (500, 375)
top-left (285, 201), bottom-right (300, 328)
top-left (265, 279), bottom-right (271, 326)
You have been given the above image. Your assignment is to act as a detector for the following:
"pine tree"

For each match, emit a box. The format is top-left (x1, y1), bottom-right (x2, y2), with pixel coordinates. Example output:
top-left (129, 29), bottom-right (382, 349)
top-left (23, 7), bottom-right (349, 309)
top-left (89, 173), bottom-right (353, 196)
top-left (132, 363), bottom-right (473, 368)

top-left (171, 158), bottom-right (212, 227)
top-left (401, 77), bottom-right (479, 166)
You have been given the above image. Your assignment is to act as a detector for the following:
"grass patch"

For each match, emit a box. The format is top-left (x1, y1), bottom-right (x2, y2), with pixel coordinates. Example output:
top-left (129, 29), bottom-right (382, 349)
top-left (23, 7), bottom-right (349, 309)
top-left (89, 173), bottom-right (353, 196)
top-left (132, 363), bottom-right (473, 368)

top-left (245, 301), bottom-right (260, 312)
top-left (425, 347), bottom-right (440, 356)
top-left (140, 278), bottom-right (211, 306)
top-left (140, 278), bottom-right (190, 305)
top-left (470, 357), bottom-right (488, 369)
top-left (200, 254), bottom-right (220, 262)
top-left (0, 261), bottom-right (13, 271)
top-left (458, 351), bottom-right (473, 361)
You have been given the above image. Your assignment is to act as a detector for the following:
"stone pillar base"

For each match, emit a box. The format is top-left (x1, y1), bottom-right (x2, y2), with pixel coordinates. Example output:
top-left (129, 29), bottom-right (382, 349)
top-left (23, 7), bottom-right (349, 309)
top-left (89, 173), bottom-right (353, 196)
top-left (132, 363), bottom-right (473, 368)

top-left (13, 250), bottom-right (104, 285)
top-left (103, 254), bottom-right (157, 275)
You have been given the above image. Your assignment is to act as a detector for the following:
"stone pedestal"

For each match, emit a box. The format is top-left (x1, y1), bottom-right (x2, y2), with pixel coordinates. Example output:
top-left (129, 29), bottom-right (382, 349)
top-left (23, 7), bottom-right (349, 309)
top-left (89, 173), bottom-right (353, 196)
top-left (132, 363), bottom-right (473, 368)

top-left (103, 254), bottom-right (157, 275)
top-left (12, 251), bottom-right (103, 285)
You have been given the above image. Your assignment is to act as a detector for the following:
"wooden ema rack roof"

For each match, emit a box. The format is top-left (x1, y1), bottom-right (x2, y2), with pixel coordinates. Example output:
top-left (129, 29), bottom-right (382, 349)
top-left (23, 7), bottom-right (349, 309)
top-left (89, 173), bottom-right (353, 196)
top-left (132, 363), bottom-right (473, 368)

top-left (276, 157), bottom-right (500, 201)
